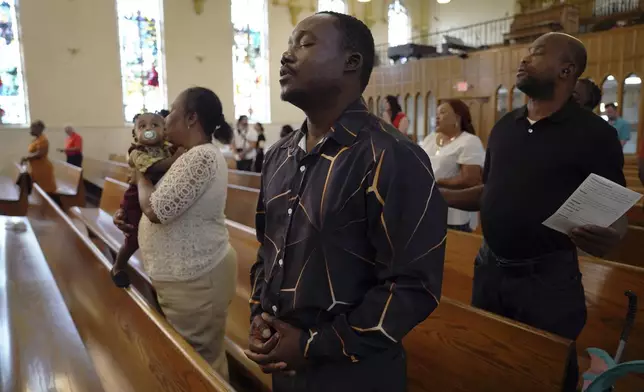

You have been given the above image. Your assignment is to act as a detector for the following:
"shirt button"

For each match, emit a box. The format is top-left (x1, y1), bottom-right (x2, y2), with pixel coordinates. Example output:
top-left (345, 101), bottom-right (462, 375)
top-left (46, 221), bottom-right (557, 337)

top-left (272, 305), bottom-right (278, 313)
top-left (278, 259), bottom-right (283, 267)
top-left (300, 165), bottom-right (306, 173)
top-left (287, 208), bottom-right (293, 215)
top-left (528, 128), bottom-right (533, 133)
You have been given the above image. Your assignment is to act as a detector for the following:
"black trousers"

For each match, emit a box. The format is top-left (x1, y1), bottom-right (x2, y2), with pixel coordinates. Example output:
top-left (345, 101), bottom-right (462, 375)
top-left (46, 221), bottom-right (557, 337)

top-left (236, 159), bottom-right (253, 171)
top-left (66, 154), bottom-right (83, 168)
top-left (273, 345), bottom-right (406, 392)
top-left (472, 241), bottom-right (587, 392)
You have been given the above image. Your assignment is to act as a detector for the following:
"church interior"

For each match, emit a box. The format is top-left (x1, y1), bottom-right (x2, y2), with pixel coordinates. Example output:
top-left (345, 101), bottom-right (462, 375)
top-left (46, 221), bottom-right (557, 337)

top-left (1, 0), bottom-right (644, 391)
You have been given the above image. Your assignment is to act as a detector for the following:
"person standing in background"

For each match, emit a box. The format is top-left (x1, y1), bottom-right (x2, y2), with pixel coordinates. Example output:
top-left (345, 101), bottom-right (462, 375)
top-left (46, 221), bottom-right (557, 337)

top-left (605, 103), bottom-right (631, 147)
top-left (422, 99), bottom-right (485, 232)
top-left (254, 122), bottom-right (266, 173)
top-left (58, 125), bottom-right (83, 167)
top-left (382, 95), bottom-right (409, 134)
top-left (573, 78), bottom-right (602, 111)
top-left (21, 121), bottom-right (57, 193)
top-left (233, 115), bottom-right (258, 171)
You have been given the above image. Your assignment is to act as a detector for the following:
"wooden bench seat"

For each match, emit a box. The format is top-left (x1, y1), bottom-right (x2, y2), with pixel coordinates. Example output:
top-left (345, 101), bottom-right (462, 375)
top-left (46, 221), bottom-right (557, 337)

top-left (228, 169), bottom-right (261, 189)
top-left (0, 215), bottom-right (104, 391)
top-left (0, 163), bottom-right (29, 216)
top-left (443, 230), bottom-right (644, 374)
top-left (27, 183), bottom-right (235, 392)
top-left (52, 159), bottom-right (85, 210)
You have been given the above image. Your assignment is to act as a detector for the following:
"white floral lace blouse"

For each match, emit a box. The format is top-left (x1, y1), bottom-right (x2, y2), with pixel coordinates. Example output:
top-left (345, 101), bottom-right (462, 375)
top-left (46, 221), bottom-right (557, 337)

top-left (138, 143), bottom-right (229, 282)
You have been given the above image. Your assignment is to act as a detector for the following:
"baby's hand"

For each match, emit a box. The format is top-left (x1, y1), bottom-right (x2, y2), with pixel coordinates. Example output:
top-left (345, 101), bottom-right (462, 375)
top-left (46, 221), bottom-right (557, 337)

top-left (173, 146), bottom-right (186, 158)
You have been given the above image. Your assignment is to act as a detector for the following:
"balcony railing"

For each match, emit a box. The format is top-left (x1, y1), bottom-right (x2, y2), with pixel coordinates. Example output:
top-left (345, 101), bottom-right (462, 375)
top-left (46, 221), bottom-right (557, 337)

top-left (375, 17), bottom-right (513, 66)
top-left (376, 0), bottom-right (643, 67)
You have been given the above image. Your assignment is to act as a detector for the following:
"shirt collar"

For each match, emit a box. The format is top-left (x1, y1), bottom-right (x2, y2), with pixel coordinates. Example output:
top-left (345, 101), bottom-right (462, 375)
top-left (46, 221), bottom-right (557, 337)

top-left (281, 98), bottom-right (370, 150)
top-left (514, 97), bottom-right (579, 124)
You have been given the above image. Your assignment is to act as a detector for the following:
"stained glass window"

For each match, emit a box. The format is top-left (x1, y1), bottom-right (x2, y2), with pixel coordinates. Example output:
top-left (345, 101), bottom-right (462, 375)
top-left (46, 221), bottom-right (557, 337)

top-left (116, 0), bottom-right (166, 123)
top-left (388, 0), bottom-right (410, 47)
top-left (232, 0), bottom-right (270, 123)
top-left (318, 0), bottom-right (346, 13)
top-left (0, 0), bottom-right (28, 125)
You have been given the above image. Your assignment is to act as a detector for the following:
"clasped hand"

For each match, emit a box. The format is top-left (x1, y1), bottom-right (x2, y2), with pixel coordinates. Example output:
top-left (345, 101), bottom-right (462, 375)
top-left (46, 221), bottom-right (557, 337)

top-left (245, 313), bottom-right (306, 375)
top-left (570, 224), bottom-right (620, 257)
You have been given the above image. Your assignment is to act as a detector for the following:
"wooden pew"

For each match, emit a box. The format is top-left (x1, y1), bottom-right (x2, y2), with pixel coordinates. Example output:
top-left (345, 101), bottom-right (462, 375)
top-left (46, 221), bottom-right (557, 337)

top-left (83, 157), bottom-right (129, 188)
top-left (70, 178), bottom-right (158, 309)
top-left (52, 159), bottom-right (86, 210)
top-left (0, 163), bottom-right (29, 216)
top-left (228, 169), bottom-right (261, 189)
top-left (443, 230), bottom-right (644, 374)
top-left (78, 178), bottom-right (573, 391)
top-left (225, 185), bottom-right (259, 228)
top-left (223, 152), bottom-right (236, 170)
top-left (0, 215), bottom-right (105, 391)
top-left (27, 183), bottom-right (235, 392)
top-left (108, 153), bottom-right (127, 163)
top-left (605, 224), bottom-right (644, 268)
top-left (226, 220), bottom-right (574, 391)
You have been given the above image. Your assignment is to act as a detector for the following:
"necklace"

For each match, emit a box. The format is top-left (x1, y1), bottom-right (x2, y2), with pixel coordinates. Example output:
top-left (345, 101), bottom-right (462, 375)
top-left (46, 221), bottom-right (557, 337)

top-left (436, 134), bottom-right (457, 156)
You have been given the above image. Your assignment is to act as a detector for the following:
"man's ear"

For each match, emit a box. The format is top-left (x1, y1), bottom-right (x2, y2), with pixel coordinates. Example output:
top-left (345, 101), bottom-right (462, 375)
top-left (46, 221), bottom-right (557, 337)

top-left (345, 53), bottom-right (363, 72)
top-left (560, 63), bottom-right (576, 80)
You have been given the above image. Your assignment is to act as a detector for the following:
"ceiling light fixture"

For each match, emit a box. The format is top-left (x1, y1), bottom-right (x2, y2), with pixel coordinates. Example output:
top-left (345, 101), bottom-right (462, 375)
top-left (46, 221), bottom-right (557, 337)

top-left (437, 0), bottom-right (451, 4)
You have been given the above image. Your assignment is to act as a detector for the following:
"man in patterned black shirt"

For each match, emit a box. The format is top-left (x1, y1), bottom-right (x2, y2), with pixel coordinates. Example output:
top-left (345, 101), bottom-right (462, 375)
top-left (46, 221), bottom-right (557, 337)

top-left (244, 11), bottom-right (447, 392)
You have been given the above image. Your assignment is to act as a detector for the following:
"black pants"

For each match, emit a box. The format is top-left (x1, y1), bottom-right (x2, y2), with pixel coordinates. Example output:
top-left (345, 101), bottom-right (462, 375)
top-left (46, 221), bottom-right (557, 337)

top-left (66, 154), bottom-right (83, 167)
top-left (472, 242), bottom-right (587, 391)
top-left (273, 345), bottom-right (406, 392)
top-left (236, 159), bottom-right (253, 171)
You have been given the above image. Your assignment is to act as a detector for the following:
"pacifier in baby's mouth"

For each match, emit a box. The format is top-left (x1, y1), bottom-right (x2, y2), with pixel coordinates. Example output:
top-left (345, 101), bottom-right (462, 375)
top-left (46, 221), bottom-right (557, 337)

top-left (143, 129), bottom-right (158, 140)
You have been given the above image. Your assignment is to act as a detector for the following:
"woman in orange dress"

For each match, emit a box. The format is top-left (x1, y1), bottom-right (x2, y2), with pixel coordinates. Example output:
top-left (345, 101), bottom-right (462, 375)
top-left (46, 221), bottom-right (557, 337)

top-left (21, 121), bottom-right (57, 193)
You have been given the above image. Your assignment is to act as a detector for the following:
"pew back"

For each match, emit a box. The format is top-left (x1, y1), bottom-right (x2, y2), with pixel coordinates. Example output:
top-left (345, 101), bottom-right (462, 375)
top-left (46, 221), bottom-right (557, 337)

top-left (444, 230), bottom-right (644, 369)
top-left (52, 159), bottom-right (85, 209)
top-left (28, 183), bottom-right (235, 392)
top-left (227, 221), bottom-right (573, 392)
top-left (1, 216), bottom-right (105, 391)
top-left (0, 163), bottom-right (28, 216)
top-left (228, 170), bottom-right (261, 189)
top-left (84, 157), bottom-right (129, 187)
top-left (225, 185), bottom-right (259, 228)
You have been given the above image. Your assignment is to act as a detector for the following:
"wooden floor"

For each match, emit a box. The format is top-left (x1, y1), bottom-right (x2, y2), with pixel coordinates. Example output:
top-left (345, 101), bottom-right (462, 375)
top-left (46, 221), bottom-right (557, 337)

top-left (1, 216), bottom-right (104, 391)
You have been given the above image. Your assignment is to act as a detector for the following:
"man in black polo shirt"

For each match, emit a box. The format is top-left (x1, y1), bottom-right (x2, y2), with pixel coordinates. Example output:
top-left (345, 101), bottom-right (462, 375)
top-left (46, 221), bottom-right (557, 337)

top-left (442, 33), bottom-right (627, 390)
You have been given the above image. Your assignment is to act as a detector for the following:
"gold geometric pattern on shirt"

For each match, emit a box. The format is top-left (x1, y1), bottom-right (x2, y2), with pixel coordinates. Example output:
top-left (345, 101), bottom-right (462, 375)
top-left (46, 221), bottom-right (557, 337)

top-left (333, 325), bottom-right (359, 363)
top-left (319, 146), bottom-right (350, 222)
top-left (280, 247), bottom-right (316, 309)
top-left (325, 254), bottom-right (352, 311)
top-left (350, 284), bottom-right (397, 343)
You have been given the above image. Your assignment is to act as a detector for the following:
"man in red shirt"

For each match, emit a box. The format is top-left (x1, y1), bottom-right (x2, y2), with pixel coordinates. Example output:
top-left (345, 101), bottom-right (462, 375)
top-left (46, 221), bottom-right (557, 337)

top-left (58, 126), bottom-right (83, 167)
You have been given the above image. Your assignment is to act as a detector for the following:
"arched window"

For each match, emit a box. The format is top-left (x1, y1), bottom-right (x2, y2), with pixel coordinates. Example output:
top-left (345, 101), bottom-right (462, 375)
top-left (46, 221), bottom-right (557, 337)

top-left (511, 86), bottom-right (525, 110)
top-left (415, 93), bottom-right (424, 142)
top-left (318, 0), bottom-right (346, 13)
top-left (376, 96), bottom-right (381, 116)
top-left (0, 0), bottom-right (28, 124)
top-left (496, 86), bottom-right (508, 121)
top-left (232, 0), bottom-right (270, 123)
top-left (426, 92), bottom-right (436, 135)
top-left (388, 0), bottom-right (410, 47)
top-left (622, 73), bottom-right (640, 154)
top-left (116, 0), bottom-right (166, 122)
top-left (600, 75), bottom-right (618, 121)
top-left (405, 94), bottom-right (414, 138)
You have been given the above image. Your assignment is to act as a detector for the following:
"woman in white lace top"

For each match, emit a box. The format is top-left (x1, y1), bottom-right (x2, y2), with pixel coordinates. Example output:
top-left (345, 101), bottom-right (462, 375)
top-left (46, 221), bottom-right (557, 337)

top-left (134, 87), bottom-right (237, 379)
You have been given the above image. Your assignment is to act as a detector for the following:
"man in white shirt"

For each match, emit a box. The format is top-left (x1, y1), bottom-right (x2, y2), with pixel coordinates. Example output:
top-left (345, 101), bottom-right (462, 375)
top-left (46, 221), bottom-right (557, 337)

top-left (233, 115), bottom-right (258, 171)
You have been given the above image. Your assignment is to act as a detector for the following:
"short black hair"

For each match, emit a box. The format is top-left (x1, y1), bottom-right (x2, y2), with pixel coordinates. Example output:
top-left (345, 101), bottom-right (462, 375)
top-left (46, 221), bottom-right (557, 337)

top-left (317, 11), bottom-right (375, 92)
top-left (31, 120), bottom-right (45, 130)
top-left (578, 78), bottom-right (602, 110)
top-left (183, 87), bottom-right (233, 145)
top-left (157, 109), bottom-right (170, 118)
top-left (605, 102), bottom-right (617, 110)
